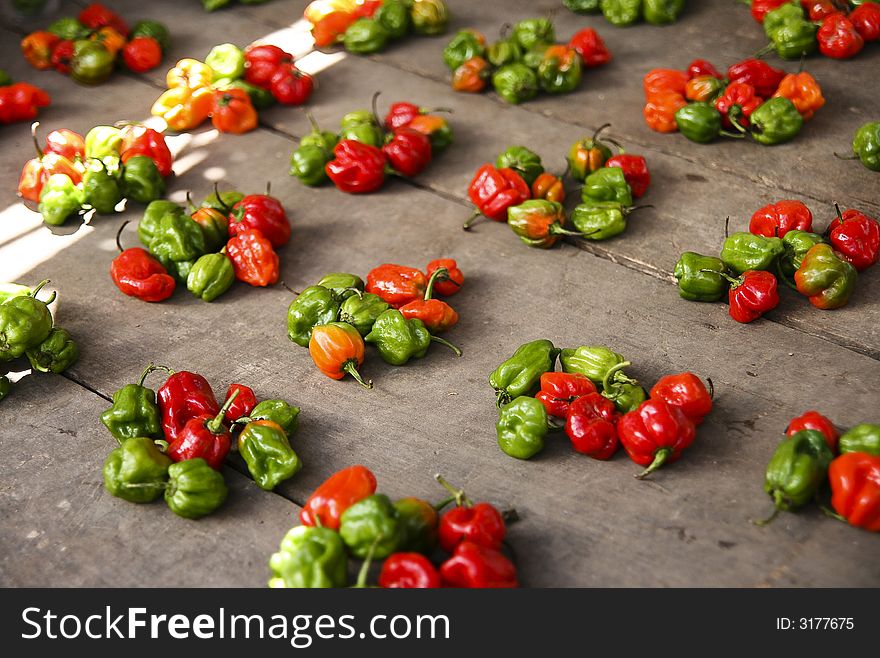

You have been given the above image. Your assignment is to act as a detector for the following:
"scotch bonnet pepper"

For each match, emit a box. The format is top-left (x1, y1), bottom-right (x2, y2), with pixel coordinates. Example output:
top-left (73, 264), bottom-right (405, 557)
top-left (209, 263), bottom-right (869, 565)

top-left (309, 322), bottom-right (372, 388)
top-left (828, 207), bottom-right (879, 272)
top-left (565, 393), bottom-right (619, 459)
top-left (287, 286), bottom-right (342, 348)
top-left (164, 458), bottom-right (228, 519)
top-left (617, 398), bottom-right (697, 479)
top-left (839, 424), bottom-right (880, 457)
top-left (507, 200), bottom-right (590, 248)
top-left (26, 327), bottom-right (78, 374)
top-left (301, 465), bottom-right (377, 530)
top-left (238, 419), bottom-right (302, 490)
top-left (535, 371), bottom-right (597, 419)
top-left (497, 395), bottom-right (549, 460)
top-left (0, 279), bottom-right (54, 360)
top-left (674, 252), bottom-right (729, 302)
top-left (489, 339), bottom-right (560, 407)
top-left (166, 389), bottom-right (239, 470)
top-left (794, 243), bottom-right (857, 310)
top-left (852, 122), bottom-right (880, 171)
top-left (340, 493), bottom-right (402, 559)
top-left (247, 399), bottom-right (301, 435)
top-left (786, 410), bottom-right (838, 451)
top-left (721, 232), bottom-right (784, 274)
top-left (187, 252), bottom-right (234, 302)
top-left (269, 525), bottom-right (348, 588)
top-left (103, 437), bottom-right (171, 504)
top-left (364, 308), bottom-right (460, 365)
top-left (465, 164), bottom-right (530, 229)
top-left (829, 452), bottom-right (880, 532)
top-left (495, 146), bottom-right (544, 187)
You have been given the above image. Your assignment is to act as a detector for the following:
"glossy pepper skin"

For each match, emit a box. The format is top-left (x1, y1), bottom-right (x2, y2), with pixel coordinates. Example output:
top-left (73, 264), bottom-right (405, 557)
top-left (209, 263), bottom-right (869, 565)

top-left (760, 430), bottom-right (833, 520)
top-left (366, 263), bottom-right (427, 308)
top-left (440, 541), bottom-right (518, 588)
top-left (496, 396), bottom-right (549, 460)
top-left (650, 372), bottom-right (713, 425)
top-left (239, 419), bottom-right (302, 490)
top-left (398, 271), bottom-right (459, 333)
top-left (383, 128), bottom-right (433, 177)
top-left (749, 200), bottom-right (812, 238)
top-left (148, 211), bottom-right (207, 283)
top-left (567, 125), bottom-right (615, 180)
top-left (443, 29), bottom-right (486, 70)
top-left (779, 230), bottom-right (826, 279)
top-left (794, 243), bottom-right (858, 310)
top-left (850, 2), bottom-right (880, 42)
top-left (537, 45), bottom-right (582, 94)
top-left (852, 122), bottom-right (880, 171)
top-left (786, 410), bottom-right (838, 451)
top-left (568, 28), bottom-right (611, 68)
top-left (772, 72), bottom-right (824, 121)
top-left (139, 200), bottom-right (183, 246)
top-left (100, 366), bottom-right (163, 440)
top-left (723, 270), bottom-right (780, 323)
top-left (339, 293), bottom-right (390, 337)
top-left (507, 200), bottom-right (587, 248)
top-left (643, 0), bottom-right (685, 24)
top-left (495, 146), bottom-right (544, 188)
top-left (749, 98), bottom-right (803, 145)
top-left (26, 327), bottom-right (78, 374)
top-left (674, 252), bottom-right (729, 302)
top-left (309, 322), bottom-right (372, 388)
top-left (0, 279), bottom-right (54, 360)
top-left (829, 453), bottom-right (880, 532)
top-left (715, 82), bottom-right (763, 129)
top-left (531, 172), bottom-right (565, 203)
top-left (675, 102), bottom-right (723, 143)
top-left (287, 286), bottom-right (342, 347)
top-left (465, 164), bottom-right (531, 228)
top-left (570, 201), bottom-right (631, 241)
top-left (301, 465), bottom-right (377, 531)
top-left (157, 370), bottom-right (219, 442)
top-left (164, 458), bottom-right (228, 519)
top-left (268, 525), bottom-right (348, 589)
top-left (721, 232), bottom-right (784, 274)
top-left (492, 63), bottom-right (539, 105)
top-left (340, 494), bottom-right (402, 559)
top-left (828, 208), bottom-right (879, 272)
top-left (394, 497), bottom-right (439, 554)
top-left (121, 155), bottom-right (165, 204)
top-left (600, 0), bottom-right (641, 25)
top-left (210, 89), bottom-right (258, 134)
top-left (581, 167), bottom-right (633, 207)
top-left (111, 247), bottom-right (176, 302)
top-left (605, 154), bottom-right (650, 199)
top-left (763, 4), bottom-right (818, 59)
top-left (229, 194), bottom-right (290, 248)
top-left (186, 252), bottom-right (234, 302)
top-left (375, 0), bottom-right (411, 38)
top-left (18, 124), bottom-right (82, 203)
top-left (120, 126), bottom-right (173, 177)
top-left (344, 18), bottom-right (389, 54)
top-left (685, 76), bottom-right (724, 103)
top-left (167, 389), bottom-right (238, 470)
top-left (817, 13), bottom-right (864, 59)
top-left (365, 309), bottom-right (460, 365)
top-left (618, 399), bottom-right (697, 479)
top-left (71, 40), bottom-right (115, 85)
top-left (379, 553), bottom-right (441, 588)
top-left (189, 202), bottom-right (228, 251)
top-left (535, 371), bottom-right (597, 419)
top-left (565, 393), bottom-right (619, 459)
top-left (425, 259), bottom-right (463, 297)
top-left (226, 229), bottom-right (280, 287)
top-left (839, 424), bottom-right (880, 457)
top-left (559, 345), bottom-right (629, 387)
top-left (103, 437), bottom-right (171, 504)
top-left (247, 399), bottom-right (300, 434)
top-left (490, 339), bottom-right (560, 407)
top-left (326, 139), bottom-right (387, 194)
top-left (438, 497), bottom-right (505, 553)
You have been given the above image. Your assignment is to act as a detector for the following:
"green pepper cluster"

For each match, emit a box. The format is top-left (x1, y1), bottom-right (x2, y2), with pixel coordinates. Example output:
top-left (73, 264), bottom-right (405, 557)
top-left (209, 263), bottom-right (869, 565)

top-left (674, 95), bottom-right (803, 147)
top-left (565, 0), bottom-right (686, 25)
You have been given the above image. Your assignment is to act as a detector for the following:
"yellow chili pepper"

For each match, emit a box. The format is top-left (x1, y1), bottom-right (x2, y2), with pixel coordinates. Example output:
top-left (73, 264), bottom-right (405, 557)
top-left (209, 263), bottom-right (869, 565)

top-left (151, 86), bottom-right (213, 131)
top-left (166, 58), bottom-right (213, 90)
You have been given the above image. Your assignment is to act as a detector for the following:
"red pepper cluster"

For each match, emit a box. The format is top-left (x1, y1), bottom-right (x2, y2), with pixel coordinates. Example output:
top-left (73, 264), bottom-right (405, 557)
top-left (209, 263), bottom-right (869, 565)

top-left (0, 78), bottom-right (50, 126)
top-left (244, 44), bottom-right (314, 106)
top-left (749, 1), bottom-right (880, 59)
top-left (20, 3), bottom-right (166, 82)
top-left (298, 467), bottom-right (519, 588)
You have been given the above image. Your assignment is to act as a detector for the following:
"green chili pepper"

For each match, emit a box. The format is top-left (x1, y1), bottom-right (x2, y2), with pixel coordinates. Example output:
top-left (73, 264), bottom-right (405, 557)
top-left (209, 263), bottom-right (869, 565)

top-left (205, 43), bottom-right (245, 80)
top-left (365, 309), bottom-right (460, 365)
top-left (486, 39), bottom-right (522, 67)
top-left (339, 493), bottom-right (402, 559)
top-left (248, 399), bottom-right (301, 435)
top-left (721, 232), bottom-right (784, 274)
top-left (290, 145), bottom-right (331, 186)
top-left (795, 243), bottom-right (857, 310)
top-left (340, 109), bottom-right (375, 128)
top-left (410, 0), bottom-right (449, 36)
top-left (570, 202), bottom-right (630, 240)
top-left (643, 0), bottom-right (685, 24)
top-left (375, 0), bottom-right (411, 39)
top-left (268, 525), bottom-right (348, 589)
top-left (287, 286), bottom-right (341, 348)
top-left (0, 375), bottom-right (10, 402)
top-left (103, 437), bottom-right (172, 504)
top-left (344, 18), bottom-right (389, 54)
top-left (675, 102), bottom-right (723, 144)
top-left (338, 121), bottom-right (384, 148)
top-left (492, 63), bottom-right (539, 104)
top-left (164, 458), bottom-right (228, 519)
top-left (121, 155), bottom-right (165, 204)
top-left (85, 126), bottom-right (123, 159)
top-left (149, 211), bottom-right (208, 282)
top-left (130, 20), bottom-right (171, 52)
top-left (71, 40), bottom-right (115, 85)
top-left (564, 0), bottom-right (600, 13)
top-left (495, 146), bottom-right (544, 187)
top-left (300, 120), bottom-right (338, 152)
top-left (750, 98), bottom-right (803, 145)
top-left (38, 174), bottom-right (83, 226)
top-left (48, 17), bottom-right (90, 41)
top-left (394, 497), bottom-right (438, 554)
top-left (758, 430), bottom-right (833, 524)
top-left (489, 339), bottom-right (560, 407)
top-left (497, 396), bottom-right (549, 460)
top-left (443, 29), bottom-right (486, 70)
top-left (82, 160), bottom-right (122, 215)
top-left (316, 273), bottom-right (364, 300)
top-left (238, 420), bottom-right (302, 491)
top-left (851, 122), bottom-right (880, 171)
top-left (338, 292), bottom-right (390, 336)
top-left (512, 18), bottom-right (555, 50)
top-left (100, 366), bottom-right (163, 441)
top-left (25, 327), bottom-right (78, 374)
top-left (674, 252), bottom-right (729, 302)
top-left (187, 252), bottom-right (235, 302)
top-left (600, 0), bottom-right (642, 25)
top-left (0, 280), bottom-right (54, 361)
top-left (521, 43), bottom-right (551, 70)
top-left (139, 200), bottom-right (184, 247)
top-left (763, 3), bottom-right (805, 33)
top-left (779, 231), bottom-right (826, 279)
top-left (201, 189), bottom-right (244, 213)
top-left (0, 283), bottom-right (30, 305)
top-left (581, 167), bottom-right (633, 207)
top-left (763, 5), bottom-right (817, 59)
top-left (838, 424), bottom-right (880, 456)
top-left (559, 345), bottom-right (631, 387)
top-left (537, 47), bottom-right (582, 94)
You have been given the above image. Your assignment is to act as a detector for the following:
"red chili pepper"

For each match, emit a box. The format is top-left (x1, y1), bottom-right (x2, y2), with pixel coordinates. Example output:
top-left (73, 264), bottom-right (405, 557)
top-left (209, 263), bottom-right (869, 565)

top-left (270, 64), bottom-right (314, 105)
top-left (79, 3), bottom-right (129, 37)
top-left (749, 200), bottom-right (813, 238)
top-left (686, 58), bottom-right (722, 80)
top-left (800, 0), bottom-right (839, 21)
top-left (18, 122), bottom-right (82, 202)
top-left (617, 398), bottom-right (697, 479)
top-left (226, 229), bottom-right (280, 287)
top-left (565, 393), bottom-right (619, 459)
top-left (604, 154), bottom-right (650, 198)
top-left (44, 128), bottom-right (85, 162)
top-left (383, 127), bottom-right (433, 177)
top-left (120, 126), bottom-right (173, 177)
top-left (51, 40), bottom-right (75, 74)
top-left (465, 164), bottom-right (530, 229)
top-left (300, 465), bottom-right (377, 530)
top-left (828, 452), bottom-right (880, 532)
top-left (157, 370), bottom-right (220, 442)
top-left (244, 45), bottom-right (293, 89)
top-left (725, 270), bottom-right (780, 323)
top-left (726, 59), bottom-right (786, 99)
top-left (110, 248), bottom-right (176, 303)
top-left (382, 101), bottom-right (443, 131)
top-left (850, 2), bottom-right (880, 42)
top-left (568, 28), bottom-right (611, 68)
top-left (440, 541), bottom-right (518, 588)
top-left (714, 82), bottom-right (763, 129)
top-left (828, 206), bottom-right (879, 272)
top-left (224, 383), bottom-right (257, 423)
top-left (0, 84), bottom-right (51, 125)
top-left (167, 390), bottom-right (239, 470)
top-left (365, 263), bottom-right (427, 308)
top-left (325, 139), bottom-right (387, 194)
top-left (750, 0), bottom-right (789, 22)
top-left (379, 553), bottom-right (442, 588)
top-left (425, 258), bottom-right (463, 297)
top-left (649, 372), bottom-right (713, 426)
top-left (818, 14), bottom-right (864, 59)
top-left (229, 194), bottom-right (291, 248)
top-left (353, 0), bottom-right (383, 17)
top-left (123, 36), bottom-right (163, 73)
top-left (438, 494), bottom-right (505, 553)
top-left (534, 371), bottom-right (597, 419)
top-left (786, 410), bottom-right (838, 451)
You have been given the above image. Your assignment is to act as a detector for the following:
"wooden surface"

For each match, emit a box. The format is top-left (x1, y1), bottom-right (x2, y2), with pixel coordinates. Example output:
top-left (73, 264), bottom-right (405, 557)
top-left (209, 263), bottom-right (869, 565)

top-left (1, 0), bottom-right (878, 587)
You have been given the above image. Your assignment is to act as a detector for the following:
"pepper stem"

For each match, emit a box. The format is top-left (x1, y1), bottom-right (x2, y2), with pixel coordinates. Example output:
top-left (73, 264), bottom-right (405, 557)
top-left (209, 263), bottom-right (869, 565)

top-left (833, 202), bottom-right (843, 222)
top-left (213, 181), bottom-right (232, 213)
top-left (355, 535), bottom-right (381, 588)
top-left (706, 377), bottom-right (714, 400)
top-left (207, 389), bottom-right (240, 434)
top-left (775, 261), bottom-right (800, 292)
top-left (699, 268), bottom-right (741, 288)
top-left (430, 335), bottom-right (462, 357)
top-left (185, 191), bottom-right (196, 213)
top-left (754, 43), bottom-right (774, 59)
top-left (462, 209), bottom-right (483, 231)
top-left (137, 362), bottom-right (172, 387)
top-left (751, 490), bottom-right (786, 526)
top-left (434, 474), bottom-right (472, 507)
top-left (602, 360), bottom-right (636, 392)
top-left (306, 112), bottom-right (321, 135)
top-left (423, 267), bottom-right (448, 301)
top-left (371, 90), bottom-right (383, 131)
top-left (833, 152), bottom-right (859, 161)
top-left (434, 495), bottom-right (456, 511)
top-left (343, 361), bottom-right (373, 389)
top-left (30, 279), bottom-right (56, 305)
top-left (819, 505), bottom-right (846, 523)
top-left (634, 447), bottom-right (671, 480)
top-left (31, 122), bottom-right (43, 158)
top-left (592, 122), bottom-right (612, 143)
top-left (115, 220), bottom-right (130, 253)
top-left (550, 223), bottom-right (593, 238)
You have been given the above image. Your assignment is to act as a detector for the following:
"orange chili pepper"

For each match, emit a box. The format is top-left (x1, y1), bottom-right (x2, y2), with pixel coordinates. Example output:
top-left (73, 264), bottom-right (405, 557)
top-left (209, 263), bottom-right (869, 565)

top-left (312, 11), bottom-right (358, 47)
top-left (685, 75), bottom-right (721, 103)
top-left (772, 72), bottom-right (825, 121)
top-left (299, 464), bottom-right (377, 529)
top-left (308, 323), bottom-right (372, 389)
top-left (642, 68), bottom-right (688, 96)
top-left (151, 86), bottom-right (213, 131)
top-left (643, 91), bottom-right (687, 133)
top-left (226, 229), bottom-right (279, 287)
top-left (452, 56), bottom-right (490, 93)
top-left (18, 122), bottom-right (83, 202)
top-left (531, 172), bottom-right (565, 203)
top-left (166, 58), bottom-right (213, 90)
top-left (21, 31), bottom-right (62, 70)
top-left (398, 266), bottom-right (460, 333)
top-left (210, 88), bottom-right (258, 134)
top-left (89, 26), bottom-right (126, 57)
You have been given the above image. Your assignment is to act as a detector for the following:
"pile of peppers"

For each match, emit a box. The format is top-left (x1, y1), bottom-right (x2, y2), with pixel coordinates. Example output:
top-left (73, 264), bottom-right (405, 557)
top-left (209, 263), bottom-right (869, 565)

top-left (112, 183), bottom-right (290, 302)
top-left (290, 96), bottom-right (453, 192)
top-left (269, 467), bottom-right (519, 587)
top-left (747, 1), bottom-right (880, 60)
top-left (305, 0), bottom-right (449, 52)
top-left (0, 280), bottom-right (80, 403)
top-left (17, 122), bottom-right (174, 227)
top-left (286, 259), bottom-right (464, 387)
top-left (20, 3), bottom-right (167, 84)
top-left (442, 19), bottom-right (611, 104)
top-left (201, 0), bottom-right (274, 10)
top-left (564, 0), bottom-right (687, 25)
top-left (755, 409), bottom-right (880, 533)
top-left (643, 56), bottom-right (824, 145)
top-left (674, 200), bottom-right (877, 322)
top-left (465, 135), bottom-right (652, 247)
top-left (152, 42), bottom-right (312, 135)
top-left (490, 340), bottom-right (713, 480)
top-left (101, 363), bottom-right (304, 518)
top-left (0, 68), bottom-right (50, 125)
